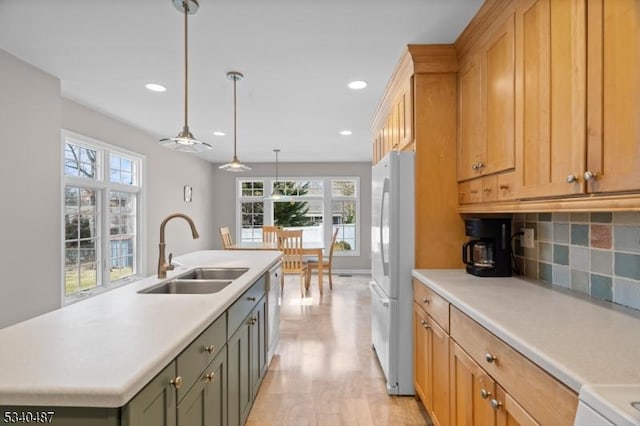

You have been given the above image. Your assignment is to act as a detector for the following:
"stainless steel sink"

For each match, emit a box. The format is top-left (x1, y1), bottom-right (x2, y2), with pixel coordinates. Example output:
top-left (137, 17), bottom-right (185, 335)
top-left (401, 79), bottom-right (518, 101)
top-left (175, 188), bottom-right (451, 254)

top-left (139, 279), bottom-right (233, 294)
top-left (178, 267), bottom-right (249, 280)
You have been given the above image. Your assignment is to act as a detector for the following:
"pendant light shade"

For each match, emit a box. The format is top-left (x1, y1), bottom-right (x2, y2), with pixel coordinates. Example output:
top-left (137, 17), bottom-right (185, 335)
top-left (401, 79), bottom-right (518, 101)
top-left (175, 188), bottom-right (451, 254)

top-left (266, 149), bottom-right (284, 199)
top-left (219, 71), bottom-right (251, 172)
top-left (159, 0), bottom-right (212, 153)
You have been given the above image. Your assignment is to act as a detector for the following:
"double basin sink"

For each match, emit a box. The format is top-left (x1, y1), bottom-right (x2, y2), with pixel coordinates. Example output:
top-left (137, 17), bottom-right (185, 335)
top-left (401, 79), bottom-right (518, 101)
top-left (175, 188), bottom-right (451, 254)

top-left (139, 267), bottom-right (249, 294)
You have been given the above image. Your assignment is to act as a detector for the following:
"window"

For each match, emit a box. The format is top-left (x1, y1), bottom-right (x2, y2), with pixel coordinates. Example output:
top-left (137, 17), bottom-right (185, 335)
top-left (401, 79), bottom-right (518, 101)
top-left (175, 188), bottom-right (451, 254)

top-left (62, 131), bottom-right (144, 302)
top-left (237, 177), bottom-right (359, 255)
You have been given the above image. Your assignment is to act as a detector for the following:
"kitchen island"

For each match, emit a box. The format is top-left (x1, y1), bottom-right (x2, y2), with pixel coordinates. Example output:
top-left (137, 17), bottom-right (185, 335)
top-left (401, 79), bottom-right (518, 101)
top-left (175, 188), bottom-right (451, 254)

top-left (0, 250), bottom-right (281, 425)
top-left (413, 269), bottom-right (640, 426)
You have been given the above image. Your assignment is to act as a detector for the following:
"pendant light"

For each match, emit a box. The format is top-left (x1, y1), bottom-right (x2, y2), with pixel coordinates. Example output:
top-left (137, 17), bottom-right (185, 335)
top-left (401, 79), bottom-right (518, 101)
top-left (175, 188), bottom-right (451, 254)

top-left (266, 149), bottom-right (284, 199)
top-left (159, 0), bottom-right (212, 153)
top-left (219, 71), bottom-right (251, 172)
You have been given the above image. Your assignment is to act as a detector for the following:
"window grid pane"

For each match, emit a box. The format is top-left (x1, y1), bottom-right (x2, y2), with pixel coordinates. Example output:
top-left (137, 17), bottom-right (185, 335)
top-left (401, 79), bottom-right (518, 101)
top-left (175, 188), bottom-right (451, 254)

top-left (64, 186), bottom-right (100, 296)
top-left (241, 202), bottom-right (264, 242)
top-left (64, 143), bottom-right (97, 179)
top-left (332, 200), bottom-right (356, 252)
top-left (241, 180), bottom-right (264, 197)
top-left (109, 154), bottom-right (138, 185)
top-left (109, 191), bottom-right (136, 281)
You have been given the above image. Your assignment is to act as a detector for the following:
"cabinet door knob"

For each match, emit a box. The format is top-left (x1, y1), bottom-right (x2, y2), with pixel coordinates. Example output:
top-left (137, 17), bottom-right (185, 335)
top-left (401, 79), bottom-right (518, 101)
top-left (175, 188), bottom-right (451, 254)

top-left (421, 297), bottom-right (430, 304)
top-left (566, 174), bottom-right (579, 183)
top-left (170, 376), bottom-right (183, 389)
top-left (477, 162), bottom-right (485, 169)
top-left (471, 163), bottom-right (478, 170)
top-left (205, 372), bottom-right (216, 382)
top-left (485, 352), bottom-right (497, 363)
top-left (490, 399), bottom-right (502, 410)
top-left (584, 170), bottom-right (598, 181)
top-left (480, 388), bottom-right (491, 400)
top-left (205, 344), bottom-right (215, 354)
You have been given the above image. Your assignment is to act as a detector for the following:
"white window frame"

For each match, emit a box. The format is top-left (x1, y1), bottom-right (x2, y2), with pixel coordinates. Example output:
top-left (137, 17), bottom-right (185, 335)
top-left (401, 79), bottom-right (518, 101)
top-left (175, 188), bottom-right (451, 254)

top-left (61, 130), bottom-right (146, 305)
top-left (235, 176), bottom-right (360, 256)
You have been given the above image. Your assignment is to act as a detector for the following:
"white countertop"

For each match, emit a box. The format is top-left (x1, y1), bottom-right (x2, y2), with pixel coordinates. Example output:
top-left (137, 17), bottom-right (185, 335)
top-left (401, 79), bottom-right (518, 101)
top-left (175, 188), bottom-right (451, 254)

top-left (0, 250), bottom-right (281, 408)
top-left (412, 269), bottom-right (640, 392)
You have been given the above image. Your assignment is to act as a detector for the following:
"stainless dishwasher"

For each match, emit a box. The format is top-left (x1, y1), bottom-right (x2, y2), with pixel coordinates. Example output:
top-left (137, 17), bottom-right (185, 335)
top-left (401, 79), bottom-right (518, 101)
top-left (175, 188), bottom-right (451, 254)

top-left (266, 261), bottom-right (282, 364)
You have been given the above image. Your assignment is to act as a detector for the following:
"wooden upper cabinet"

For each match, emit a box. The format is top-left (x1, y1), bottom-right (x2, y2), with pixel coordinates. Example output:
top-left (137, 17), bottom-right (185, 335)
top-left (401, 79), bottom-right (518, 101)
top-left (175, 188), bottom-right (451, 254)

top-left (458, 53), bottom-right (483, 181)
top-left (586, 0), bottom-right (640, 193)
top-left (458, 12), bottom-right (515, 182)
top-left (514, 0), bottom-right (587, 198)
top-left (484, 13), bottom-right (516, 176)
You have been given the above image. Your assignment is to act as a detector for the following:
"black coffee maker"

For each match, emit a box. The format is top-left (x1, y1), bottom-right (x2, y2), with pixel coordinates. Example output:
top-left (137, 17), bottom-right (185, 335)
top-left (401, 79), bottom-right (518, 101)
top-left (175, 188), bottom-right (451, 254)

top-left (463, 217), bottom-right (512, 277)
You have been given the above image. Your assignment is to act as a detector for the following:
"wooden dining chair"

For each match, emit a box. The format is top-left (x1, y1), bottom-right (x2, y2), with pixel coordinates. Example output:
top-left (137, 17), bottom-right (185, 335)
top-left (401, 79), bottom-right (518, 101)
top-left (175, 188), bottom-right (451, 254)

top-left (262, 225), bottom-right (279, 243)
top-left (277, 229), bottom-right (307, 297)
top-left (219, 226), bottom-right (233, 249)
top-left (306, 228), bottom-right (340, 291)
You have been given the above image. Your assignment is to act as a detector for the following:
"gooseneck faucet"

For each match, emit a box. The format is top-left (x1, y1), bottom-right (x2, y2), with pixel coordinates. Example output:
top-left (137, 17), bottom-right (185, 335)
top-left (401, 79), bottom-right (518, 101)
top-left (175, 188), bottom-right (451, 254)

top-left (158, 213), bottom-right (200, 278)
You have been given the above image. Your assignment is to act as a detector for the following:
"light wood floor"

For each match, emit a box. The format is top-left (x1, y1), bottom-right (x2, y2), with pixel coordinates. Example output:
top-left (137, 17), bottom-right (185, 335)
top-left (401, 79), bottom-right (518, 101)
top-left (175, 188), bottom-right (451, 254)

top-left (246, 274), bottom-right (430, 426)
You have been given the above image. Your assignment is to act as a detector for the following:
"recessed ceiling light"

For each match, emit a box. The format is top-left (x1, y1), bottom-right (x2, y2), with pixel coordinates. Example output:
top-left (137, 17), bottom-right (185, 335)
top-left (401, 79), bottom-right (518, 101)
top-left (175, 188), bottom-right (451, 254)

top-left (339, 130), bottom-right (353, 136)
top-left (347, 80), bottom-right (367, 90)
top-left (145, 83), bottom-right (166, 92)
top-left (213, 131), bottom-right (226, 136)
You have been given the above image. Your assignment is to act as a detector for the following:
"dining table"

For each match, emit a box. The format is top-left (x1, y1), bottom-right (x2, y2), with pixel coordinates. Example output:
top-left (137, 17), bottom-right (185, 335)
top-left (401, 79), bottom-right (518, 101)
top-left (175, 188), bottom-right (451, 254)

top-left (227, 240), bottom-right (326, 293)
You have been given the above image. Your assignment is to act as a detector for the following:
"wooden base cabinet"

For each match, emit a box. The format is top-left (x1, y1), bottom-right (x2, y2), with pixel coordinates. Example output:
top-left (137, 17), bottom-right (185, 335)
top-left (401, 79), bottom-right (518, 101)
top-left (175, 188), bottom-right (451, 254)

top-left (413, 280), bottom-right (450, 426)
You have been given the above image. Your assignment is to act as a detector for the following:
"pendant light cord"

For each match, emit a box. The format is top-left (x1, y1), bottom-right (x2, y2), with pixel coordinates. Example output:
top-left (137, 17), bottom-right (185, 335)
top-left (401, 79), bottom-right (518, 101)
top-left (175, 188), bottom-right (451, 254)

top-left (183, 1), bottom-right (189, 130)
top-left (233, 75), bottom-right (238, 158)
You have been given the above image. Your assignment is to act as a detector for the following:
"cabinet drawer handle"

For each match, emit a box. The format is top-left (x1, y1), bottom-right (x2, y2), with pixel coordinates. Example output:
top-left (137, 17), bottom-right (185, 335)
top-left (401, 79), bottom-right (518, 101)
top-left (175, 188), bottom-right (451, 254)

top-left (490, 399), bottom-right (502, 410)
top-left (485, 352), bottom-right (497, 363)
top-left (483, 188), bottom-right (492, 193)
top-left (499, 184), bottom-right (509, 190)
top-left (247, 296), bottom-right (257, 301)
top-left (480, 388), bottom-right (491, 399)
top-left (205, 372), bottom-right (216, 382)
top-left (421, 297), bottom-right (430, 304)
top-left (470, 190), bottom-right (479, 194)
top-left (170, 376), bottom-right (183, 389)
top-left (205, 344), bottom-right (215, 354)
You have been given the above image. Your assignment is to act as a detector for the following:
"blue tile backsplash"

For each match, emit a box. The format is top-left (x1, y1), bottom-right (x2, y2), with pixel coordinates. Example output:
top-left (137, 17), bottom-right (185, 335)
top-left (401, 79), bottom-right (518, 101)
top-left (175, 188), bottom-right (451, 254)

top-left (514, 212), bottom-right (640, 311)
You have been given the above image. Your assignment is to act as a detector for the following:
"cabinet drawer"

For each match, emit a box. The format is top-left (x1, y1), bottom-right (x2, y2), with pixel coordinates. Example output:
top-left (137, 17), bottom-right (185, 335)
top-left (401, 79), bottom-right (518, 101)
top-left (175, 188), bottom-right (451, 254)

top-left (176, 313), bottom-right (226, 402)
top-left (228, 275), bottom-right (266, 336)
top-left (450, 307), bottom-right (577, 426)
top-left (413, 279), bottom-right (449, 332)
top-left (497, 171), bottom-right (516, 200)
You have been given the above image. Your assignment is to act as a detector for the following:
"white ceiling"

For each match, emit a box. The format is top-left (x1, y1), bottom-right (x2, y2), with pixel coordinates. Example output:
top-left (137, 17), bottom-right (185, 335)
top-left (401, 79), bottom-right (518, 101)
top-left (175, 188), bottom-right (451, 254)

top-left (0, 0), bottom-right (483, 163)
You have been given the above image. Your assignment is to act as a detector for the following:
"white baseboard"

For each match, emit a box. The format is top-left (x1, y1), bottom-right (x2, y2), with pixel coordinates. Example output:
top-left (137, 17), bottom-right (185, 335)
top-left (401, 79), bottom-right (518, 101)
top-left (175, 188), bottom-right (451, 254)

top-left (307, 269), bottom-right (370, 276)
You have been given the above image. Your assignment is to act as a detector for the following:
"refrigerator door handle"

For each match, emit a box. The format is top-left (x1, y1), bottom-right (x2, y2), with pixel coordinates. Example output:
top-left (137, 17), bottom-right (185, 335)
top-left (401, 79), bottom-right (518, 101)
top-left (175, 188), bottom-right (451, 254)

top-left (370, 282), bottom-right (390, 307)
top-left (380, 178), bottom-right (390, 277)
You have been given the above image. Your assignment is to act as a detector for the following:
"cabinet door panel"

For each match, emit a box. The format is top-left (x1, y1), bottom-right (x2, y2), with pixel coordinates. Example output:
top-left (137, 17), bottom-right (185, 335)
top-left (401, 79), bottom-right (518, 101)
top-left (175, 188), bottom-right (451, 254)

top-left (496, 386), bottom-right (539, 426)
top-left (515, 0), bottom-right (586, 198)
top-left (250, 296), bottom-right (268, 399)
top-left (413, 304), bottom-right (431, 409)
top-left (459, 55), bottom-right (483, 181)
top-left (122, 362), bottom-right (176, 426)
top-left (450, 341), bottom-right (495, 426)
top-left (484, 14), bottom-right (516, 175)
top-left (228, 320), bottom-right (251, 426)
top-left (431, 319), bottom-right (450, 426)
top-left (586, 0), bottom-right (640, 193)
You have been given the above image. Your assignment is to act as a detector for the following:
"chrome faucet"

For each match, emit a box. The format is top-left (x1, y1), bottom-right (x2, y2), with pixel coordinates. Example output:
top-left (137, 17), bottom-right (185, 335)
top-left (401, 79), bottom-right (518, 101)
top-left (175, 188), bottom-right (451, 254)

top-left (158, 213), bottom-right (200, 278)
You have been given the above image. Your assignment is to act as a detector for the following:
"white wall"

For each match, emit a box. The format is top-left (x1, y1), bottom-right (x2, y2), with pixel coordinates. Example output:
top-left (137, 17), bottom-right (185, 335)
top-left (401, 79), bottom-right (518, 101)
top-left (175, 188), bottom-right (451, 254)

top-left (209, 162), bottom-right (372, 272)
top-left (0, 49), bottom-right (217, 328)
top-left (0, 49), bottom-right (62, 328)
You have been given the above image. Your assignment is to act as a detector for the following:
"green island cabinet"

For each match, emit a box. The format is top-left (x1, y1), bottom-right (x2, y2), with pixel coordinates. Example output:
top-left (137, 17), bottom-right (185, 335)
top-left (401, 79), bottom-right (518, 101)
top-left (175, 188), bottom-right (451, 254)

top-left (1, 274), bottom-right (267, 426)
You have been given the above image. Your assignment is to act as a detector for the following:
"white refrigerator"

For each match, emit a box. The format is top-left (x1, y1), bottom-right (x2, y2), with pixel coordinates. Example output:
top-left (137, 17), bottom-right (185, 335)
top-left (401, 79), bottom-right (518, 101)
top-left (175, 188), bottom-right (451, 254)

top-left (370, 151), bottom-right (415, 395)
